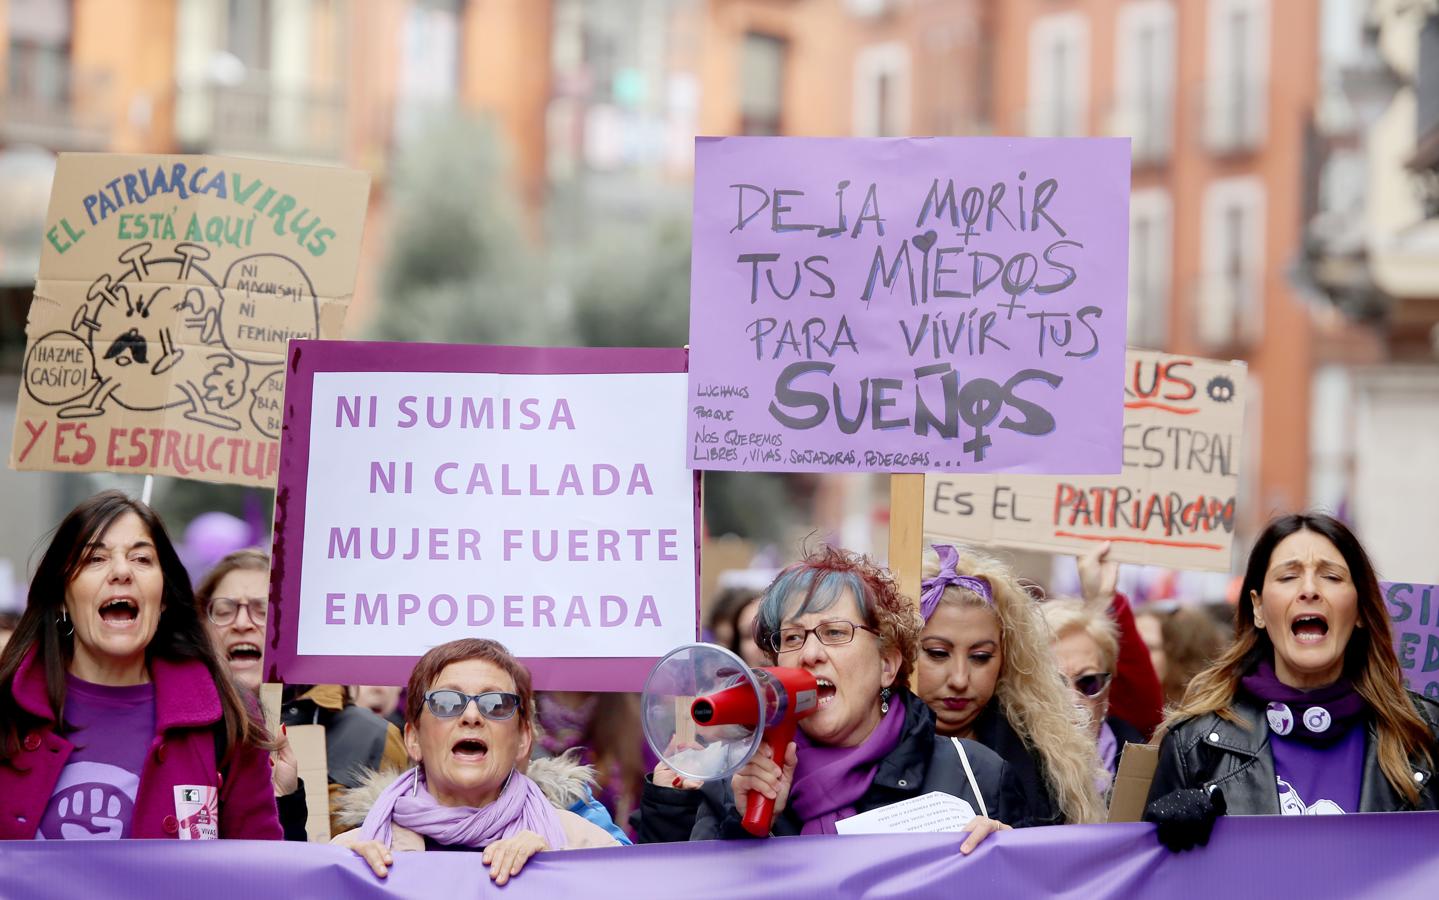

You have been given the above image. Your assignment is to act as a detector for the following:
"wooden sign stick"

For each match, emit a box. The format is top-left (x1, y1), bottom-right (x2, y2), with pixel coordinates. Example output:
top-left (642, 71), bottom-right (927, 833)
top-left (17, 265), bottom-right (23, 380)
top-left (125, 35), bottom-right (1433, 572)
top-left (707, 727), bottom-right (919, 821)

top-left (888, 473), bottom-right (925, 691)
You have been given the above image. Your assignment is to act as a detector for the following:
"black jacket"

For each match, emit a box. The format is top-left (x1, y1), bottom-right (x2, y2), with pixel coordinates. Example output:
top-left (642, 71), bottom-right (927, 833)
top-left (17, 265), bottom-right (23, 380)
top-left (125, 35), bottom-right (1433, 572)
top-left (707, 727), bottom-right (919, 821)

top-left (1147, 690), bottom-right (1439, 814)
top-left (971, 702), bottom-right (1063, 826)
top-left (688, 690), bottom-right (1025, 839)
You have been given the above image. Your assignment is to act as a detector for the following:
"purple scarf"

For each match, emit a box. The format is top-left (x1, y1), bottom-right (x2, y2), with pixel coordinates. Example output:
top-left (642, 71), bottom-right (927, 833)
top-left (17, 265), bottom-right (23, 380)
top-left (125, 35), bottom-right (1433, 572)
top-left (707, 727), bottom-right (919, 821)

top-left (358, 766), bottom-right (568, 851)
top-left (787, 699), bottom-right (907, 835)
top-left (1239, 659), bottom-right (1368, 747)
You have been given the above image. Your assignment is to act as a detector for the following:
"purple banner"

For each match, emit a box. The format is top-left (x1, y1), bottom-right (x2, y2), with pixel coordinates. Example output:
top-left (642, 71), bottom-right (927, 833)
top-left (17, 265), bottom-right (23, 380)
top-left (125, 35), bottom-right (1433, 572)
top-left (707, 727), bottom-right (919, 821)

top-left (687, 136), bottom-right (1130, 474)
top-left (269, 340), bottom-right (701, 692)
top-left (1384, 582), bottom-right (1439, 701)
top-left (5, 813), bottom-right (1439, 898)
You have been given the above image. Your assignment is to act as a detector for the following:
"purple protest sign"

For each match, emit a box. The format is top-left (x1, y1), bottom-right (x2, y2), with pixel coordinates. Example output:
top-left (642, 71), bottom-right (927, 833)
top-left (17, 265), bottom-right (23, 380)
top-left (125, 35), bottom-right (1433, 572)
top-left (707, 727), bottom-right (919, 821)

top-left (687, 136), bottom-right (1130, 473)
top-left (1384, 582), bottom-right (1439, 701)
top-left (268, 340), bottom-right (700, 692)
top-left (7, 812), bottom-right (1439, 899)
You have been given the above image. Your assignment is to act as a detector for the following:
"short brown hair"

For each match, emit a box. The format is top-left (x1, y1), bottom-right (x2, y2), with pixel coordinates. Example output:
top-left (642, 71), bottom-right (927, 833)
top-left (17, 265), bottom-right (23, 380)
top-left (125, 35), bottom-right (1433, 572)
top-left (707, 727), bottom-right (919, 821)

top-left (194, 548), bottom-right (270, 614)
top-left (404, 638), bottom-right (534, 726)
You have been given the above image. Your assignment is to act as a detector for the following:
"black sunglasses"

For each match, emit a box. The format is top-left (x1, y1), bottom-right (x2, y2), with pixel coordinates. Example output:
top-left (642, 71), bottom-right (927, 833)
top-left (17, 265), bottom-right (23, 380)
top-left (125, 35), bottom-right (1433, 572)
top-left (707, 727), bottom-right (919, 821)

top-left (423, 690), bottom-right (522, 720)
top-left (1071, 672), bottom-right (1112, 698)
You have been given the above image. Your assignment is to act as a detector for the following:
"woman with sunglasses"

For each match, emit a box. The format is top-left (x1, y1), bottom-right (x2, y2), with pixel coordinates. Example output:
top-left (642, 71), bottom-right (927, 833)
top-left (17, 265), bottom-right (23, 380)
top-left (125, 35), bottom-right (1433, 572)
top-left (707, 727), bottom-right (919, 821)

top-left (687, 546), bottom-right (1019, 849)
top-left (0, 491), bottom-right (280, 840)
top-left (1040, 599), bottom-right (1147, 786)
top-left (337, 638), bottom-right (618, 884)
top-left (916, 545), bottom-right (1106, 826)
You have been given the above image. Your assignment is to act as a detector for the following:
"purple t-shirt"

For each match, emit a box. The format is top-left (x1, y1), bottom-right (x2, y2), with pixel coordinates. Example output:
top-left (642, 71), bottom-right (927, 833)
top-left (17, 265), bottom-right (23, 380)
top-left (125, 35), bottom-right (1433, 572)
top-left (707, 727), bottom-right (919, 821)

top-left (36, 676), bottom-right (156, 840)
top-left (1270, 724), bottom-right (1366, 816)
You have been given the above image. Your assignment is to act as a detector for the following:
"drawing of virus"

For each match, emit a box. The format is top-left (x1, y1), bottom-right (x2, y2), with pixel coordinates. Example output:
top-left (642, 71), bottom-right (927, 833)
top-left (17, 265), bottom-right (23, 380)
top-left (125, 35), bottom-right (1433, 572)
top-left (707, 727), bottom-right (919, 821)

top-left (60, 241), bottom-right (247, 430)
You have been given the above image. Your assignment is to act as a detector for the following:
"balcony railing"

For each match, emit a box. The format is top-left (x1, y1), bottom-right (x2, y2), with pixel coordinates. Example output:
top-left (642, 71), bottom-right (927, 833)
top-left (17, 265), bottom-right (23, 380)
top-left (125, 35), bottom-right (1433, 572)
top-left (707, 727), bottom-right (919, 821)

top-left (0, 67), bottom-right (111, 150)
top-left (1107, 94), bottom-right (1173, 166)
top-left (1191, 272), bottom-right (1263, 352)
top-left (176, 78), bottom-right (346, 162)
top-left (1197, 78), bottom-right (1268, 157)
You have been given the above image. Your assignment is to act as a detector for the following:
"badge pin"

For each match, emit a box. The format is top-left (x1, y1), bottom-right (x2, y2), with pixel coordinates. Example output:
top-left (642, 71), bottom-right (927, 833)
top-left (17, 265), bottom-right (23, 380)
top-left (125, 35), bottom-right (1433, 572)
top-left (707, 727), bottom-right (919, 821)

top-left (1266, 702), bottom-right (1294, 736)
top-left (1304, 707), bottom-right (1332, 733)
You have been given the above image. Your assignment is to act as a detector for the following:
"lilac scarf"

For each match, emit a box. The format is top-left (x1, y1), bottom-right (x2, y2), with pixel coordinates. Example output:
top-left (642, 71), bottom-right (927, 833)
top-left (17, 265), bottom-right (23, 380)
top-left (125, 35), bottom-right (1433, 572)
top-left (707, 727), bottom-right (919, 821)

top-left (358, 766), bottom-right (568, 851)
top-left (787, 699), bottom-right (907, 835)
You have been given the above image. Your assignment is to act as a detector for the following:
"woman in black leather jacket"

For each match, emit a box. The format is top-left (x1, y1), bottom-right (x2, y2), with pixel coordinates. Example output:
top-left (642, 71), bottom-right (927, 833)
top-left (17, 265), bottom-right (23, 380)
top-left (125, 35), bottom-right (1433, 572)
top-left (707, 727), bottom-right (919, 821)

top-left (1145, 514), bottom-right (1439, 849)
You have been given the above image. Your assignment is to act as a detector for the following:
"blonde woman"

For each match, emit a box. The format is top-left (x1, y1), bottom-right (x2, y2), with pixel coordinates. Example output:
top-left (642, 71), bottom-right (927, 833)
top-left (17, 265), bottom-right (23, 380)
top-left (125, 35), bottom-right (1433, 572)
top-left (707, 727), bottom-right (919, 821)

top-left (917, 544), bottom-right (1106, 825)
top-left (1040, 599), bottom-right (1147, 781)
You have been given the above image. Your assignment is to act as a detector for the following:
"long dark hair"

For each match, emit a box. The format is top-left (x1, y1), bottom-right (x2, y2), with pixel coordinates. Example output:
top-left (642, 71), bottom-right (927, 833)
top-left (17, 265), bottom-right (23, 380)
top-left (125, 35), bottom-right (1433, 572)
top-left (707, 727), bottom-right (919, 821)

top-left (0, 491), bottom-right (263, 763)
top-left (1162, 512), bottom-right (1432, 804)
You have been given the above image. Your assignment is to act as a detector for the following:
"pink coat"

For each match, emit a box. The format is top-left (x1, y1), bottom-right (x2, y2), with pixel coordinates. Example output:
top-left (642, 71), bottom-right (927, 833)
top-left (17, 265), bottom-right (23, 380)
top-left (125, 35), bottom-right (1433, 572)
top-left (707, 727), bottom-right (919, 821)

top-left (0, 647), bottom-right (281, 840)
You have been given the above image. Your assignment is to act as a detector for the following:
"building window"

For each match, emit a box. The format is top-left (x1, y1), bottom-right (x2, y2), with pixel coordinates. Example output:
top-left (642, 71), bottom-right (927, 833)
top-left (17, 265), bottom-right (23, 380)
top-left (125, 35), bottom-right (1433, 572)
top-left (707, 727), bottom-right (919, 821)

top-left (1028, 13), bottom-right (1089, 137)
top-left (226, 0), bottom-right (272, 71)
top-left (6, 0), bottom-right (71, 110)
top-left (853, 43), bottom-right (910, 137)
top-left (1198, 177), bottom-right (1265, 348)
top-left (740, 33), bottom-right (785, 136)
top-left (1128, 188), bottom-right (1172, 348)
top-left (1114, 1), bottom-right (1175, 163)
top-left (394, 0), bottom-right (462, 144)
top-left (1204, 0), bottom-right (1269, 154)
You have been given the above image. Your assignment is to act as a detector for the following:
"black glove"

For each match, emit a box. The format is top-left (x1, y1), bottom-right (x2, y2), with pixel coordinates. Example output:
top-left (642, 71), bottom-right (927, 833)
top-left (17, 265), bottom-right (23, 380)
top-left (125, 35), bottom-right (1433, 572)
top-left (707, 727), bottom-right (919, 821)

top-left (1143, 787), bottom-right (1227, 852)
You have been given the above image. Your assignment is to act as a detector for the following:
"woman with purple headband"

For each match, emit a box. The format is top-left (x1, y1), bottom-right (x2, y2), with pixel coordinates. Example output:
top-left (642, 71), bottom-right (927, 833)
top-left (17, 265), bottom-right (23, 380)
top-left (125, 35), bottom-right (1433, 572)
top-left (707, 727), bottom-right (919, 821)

top-left (917, 545), bottom-right (1107, 825)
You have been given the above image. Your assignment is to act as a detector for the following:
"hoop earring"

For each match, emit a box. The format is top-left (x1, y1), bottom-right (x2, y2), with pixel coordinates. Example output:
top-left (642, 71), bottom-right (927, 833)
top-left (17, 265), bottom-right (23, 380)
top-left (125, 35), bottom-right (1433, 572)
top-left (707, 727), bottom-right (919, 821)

top-left (880, 687), bottom-right (891, 715)
top-left (58, 609), bottom-right (74, 637)
top-left (409, 765), bottom-right (422, 797)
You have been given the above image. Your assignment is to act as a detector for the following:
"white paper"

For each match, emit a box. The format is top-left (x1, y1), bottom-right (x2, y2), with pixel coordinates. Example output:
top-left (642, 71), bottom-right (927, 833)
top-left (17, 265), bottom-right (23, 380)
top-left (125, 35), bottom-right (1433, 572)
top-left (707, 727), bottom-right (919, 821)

top-left (834, 791), bottom-right (976, 835)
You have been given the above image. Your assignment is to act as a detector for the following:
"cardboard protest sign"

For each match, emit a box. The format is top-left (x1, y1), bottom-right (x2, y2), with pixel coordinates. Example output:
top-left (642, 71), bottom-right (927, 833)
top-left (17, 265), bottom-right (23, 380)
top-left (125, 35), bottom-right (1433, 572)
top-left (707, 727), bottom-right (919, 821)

top-left (1384, 582), bottom-right (1439, 701)
top-left (285, 725), bottom-right (332, 843)
top-left (11, 154), bottom-right (369, 485)
top-left (269, 341), bottom-right (700, 691)
top-left (686, 136), bottom-right (1130, 473)
top-left (924, 350), bottom-right (1246, 572)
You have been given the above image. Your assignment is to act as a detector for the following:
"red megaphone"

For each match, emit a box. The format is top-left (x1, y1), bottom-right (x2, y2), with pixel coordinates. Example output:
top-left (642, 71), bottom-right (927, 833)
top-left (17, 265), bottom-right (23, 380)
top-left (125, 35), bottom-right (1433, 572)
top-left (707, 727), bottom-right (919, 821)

top-left (690, 666), bottom-right (818, 837)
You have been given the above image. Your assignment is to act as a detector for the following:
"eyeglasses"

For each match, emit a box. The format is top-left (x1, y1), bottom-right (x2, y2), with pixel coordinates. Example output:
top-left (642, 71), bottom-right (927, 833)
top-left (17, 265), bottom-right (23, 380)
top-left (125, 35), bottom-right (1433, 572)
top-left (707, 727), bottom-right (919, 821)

top-left (424, 690), bottom-right (522, 721)
top-left (768, 620), bottom-right (879, 654)
top-left (1071, 672), bottom-right (1112, 698)
top-left (207, 596), bottom-right (268, 627)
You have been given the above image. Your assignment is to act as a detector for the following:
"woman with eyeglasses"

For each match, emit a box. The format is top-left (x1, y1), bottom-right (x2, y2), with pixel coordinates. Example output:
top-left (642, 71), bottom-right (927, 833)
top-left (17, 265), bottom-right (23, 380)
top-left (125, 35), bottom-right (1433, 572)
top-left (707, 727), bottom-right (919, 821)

top-left (337, 638), bottom-right (618, 883)
top-left (196, 549), bottom-right (409, 839)
top-left (1040, 598), bottom-right (1147, 787)
top-left (0, 491), bottom-right (280, 840)
top-left (916, 545), bottom-right (1107, 826)
top-left (685, 546), bottom-right (1019, 849)
top-left (195, 549), bottom-right (307, 840)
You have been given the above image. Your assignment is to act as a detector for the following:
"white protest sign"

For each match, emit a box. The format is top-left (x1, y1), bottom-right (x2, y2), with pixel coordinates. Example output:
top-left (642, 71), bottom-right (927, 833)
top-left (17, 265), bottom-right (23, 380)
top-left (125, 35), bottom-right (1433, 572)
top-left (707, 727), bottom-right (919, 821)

top-left (271, 342), bottom-right (699, 690)
top-left (834, 792), bottom-right (977, 835)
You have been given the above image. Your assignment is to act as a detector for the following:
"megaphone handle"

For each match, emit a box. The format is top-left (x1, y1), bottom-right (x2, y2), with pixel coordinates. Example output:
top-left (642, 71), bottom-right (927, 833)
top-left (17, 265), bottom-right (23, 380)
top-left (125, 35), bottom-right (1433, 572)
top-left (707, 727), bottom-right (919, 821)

top-left (740, 720), bottom-right (799, 837)
top-left (742, 791), bottom-right (776, 837)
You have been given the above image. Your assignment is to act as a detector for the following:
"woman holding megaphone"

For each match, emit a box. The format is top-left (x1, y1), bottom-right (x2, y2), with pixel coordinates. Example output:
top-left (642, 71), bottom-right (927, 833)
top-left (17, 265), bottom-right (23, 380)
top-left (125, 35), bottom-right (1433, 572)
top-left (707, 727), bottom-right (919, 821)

top-left (687, 546), bottom-right (1021, 850)
top-left (1144, 513), bottom-right (1439, 850)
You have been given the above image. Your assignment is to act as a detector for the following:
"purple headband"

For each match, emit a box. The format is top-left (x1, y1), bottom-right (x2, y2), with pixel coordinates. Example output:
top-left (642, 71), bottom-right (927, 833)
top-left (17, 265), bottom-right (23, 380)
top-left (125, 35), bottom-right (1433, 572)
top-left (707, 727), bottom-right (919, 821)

top-left (919, 544), bottom-right (993, 621)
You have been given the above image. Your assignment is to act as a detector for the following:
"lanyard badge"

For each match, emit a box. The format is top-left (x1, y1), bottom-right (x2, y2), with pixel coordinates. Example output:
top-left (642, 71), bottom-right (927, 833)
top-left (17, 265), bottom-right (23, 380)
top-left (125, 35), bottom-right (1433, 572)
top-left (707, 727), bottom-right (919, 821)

top-left (173, 785), bottom-right (219, 840)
